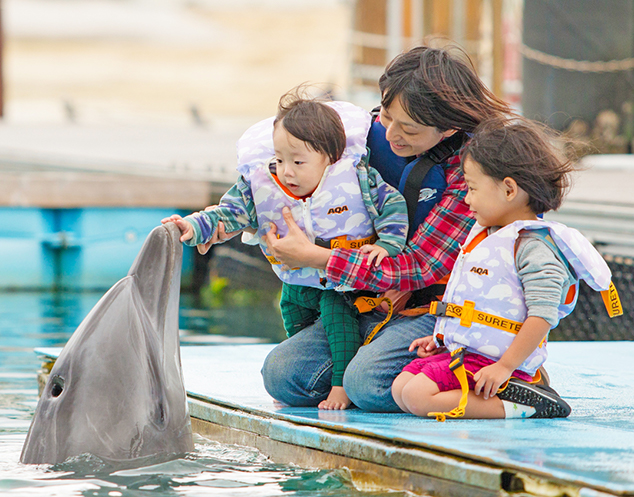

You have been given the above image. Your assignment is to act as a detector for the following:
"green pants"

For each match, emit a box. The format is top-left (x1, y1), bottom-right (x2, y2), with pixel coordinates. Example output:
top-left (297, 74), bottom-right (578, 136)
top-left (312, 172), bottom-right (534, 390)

top-left (279, 283), bottom-right (360, 387)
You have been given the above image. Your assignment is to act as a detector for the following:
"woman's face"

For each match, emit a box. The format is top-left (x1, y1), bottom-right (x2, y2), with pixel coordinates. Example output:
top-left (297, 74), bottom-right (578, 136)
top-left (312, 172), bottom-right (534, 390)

top-left (379, 97), bottom-right (456, 157)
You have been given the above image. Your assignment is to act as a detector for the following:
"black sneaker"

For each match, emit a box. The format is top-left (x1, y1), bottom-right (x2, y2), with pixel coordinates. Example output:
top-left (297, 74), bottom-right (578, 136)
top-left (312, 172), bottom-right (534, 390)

top-left (536, 366), bottom-right (550, 387)
top-left (497, 379), bottom-right (571, 418)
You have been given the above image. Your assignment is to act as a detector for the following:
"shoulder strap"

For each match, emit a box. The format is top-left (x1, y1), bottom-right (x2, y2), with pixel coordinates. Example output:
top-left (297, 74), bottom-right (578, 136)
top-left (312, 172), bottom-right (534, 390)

top-left (403, 131), bottom-right (466, 234)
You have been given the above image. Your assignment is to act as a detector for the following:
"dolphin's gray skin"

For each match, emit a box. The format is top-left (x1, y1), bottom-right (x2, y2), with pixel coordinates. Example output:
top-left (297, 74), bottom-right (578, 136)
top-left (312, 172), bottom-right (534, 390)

top-left (21, 223), bottom-right (194, 464)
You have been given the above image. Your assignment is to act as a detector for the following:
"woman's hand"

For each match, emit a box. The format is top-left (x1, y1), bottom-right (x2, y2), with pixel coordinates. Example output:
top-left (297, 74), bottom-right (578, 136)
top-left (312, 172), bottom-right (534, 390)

top-left (378, 289), bottom-right (412, 313)
top-left (263, 207), bottom-right (331, 270)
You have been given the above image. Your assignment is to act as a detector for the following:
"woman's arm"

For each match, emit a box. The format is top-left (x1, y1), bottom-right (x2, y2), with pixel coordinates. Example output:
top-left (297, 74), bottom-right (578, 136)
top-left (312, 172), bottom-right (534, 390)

top-left (262, 154), bottom-right (474, 290)
top-left (326, 154), bottom-right (475, 292)
top-left (261, 162), bottom-right (409, 271)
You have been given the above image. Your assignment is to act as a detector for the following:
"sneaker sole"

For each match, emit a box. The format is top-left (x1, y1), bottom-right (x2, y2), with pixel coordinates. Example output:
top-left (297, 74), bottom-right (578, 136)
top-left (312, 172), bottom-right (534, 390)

top-left (498, 381), bottom-right (571, 418)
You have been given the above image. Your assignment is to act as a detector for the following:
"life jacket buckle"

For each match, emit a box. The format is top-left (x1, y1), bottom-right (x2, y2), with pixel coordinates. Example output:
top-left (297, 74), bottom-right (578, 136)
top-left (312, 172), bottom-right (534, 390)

top-left (430, 301), bottom-right (448, 316)
top-left (448, 347), bottom-right (466, 372)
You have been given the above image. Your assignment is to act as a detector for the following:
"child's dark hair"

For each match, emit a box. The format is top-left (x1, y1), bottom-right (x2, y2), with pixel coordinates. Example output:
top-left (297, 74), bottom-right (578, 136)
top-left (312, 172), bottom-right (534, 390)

top-left (462, 117), bottom-right (576, 214)
top-left (273, 88), bottom-right (346, 164)
top-left (379, 44), bottom-right (513, 133)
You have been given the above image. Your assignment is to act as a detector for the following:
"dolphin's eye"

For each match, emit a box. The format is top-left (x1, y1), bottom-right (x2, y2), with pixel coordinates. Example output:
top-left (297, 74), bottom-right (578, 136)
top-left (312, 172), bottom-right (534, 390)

top-left (50, 375), bottom-right (64, 398)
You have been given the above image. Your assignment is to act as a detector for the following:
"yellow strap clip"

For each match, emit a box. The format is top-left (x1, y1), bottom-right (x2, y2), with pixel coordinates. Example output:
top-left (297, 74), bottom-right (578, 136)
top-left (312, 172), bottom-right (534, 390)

top-left (459, 300), bottom-right (476, 328)
top-left (352, 296), bottom-right (393, 346)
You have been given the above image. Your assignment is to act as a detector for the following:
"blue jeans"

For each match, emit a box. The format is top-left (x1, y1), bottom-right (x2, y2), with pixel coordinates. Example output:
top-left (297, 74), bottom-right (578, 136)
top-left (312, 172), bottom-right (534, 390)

top-left (261, 311), bottom-right (436, 412)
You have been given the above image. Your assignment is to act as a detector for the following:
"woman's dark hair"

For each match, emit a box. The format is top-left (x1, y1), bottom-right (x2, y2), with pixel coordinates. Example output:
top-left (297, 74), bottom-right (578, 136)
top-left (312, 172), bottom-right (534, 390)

top-left (379, 44), bottom-right (512, 133)
top-left (273, 88), bottom-right (346, 165)
top-left (462, 117), bottom-right (577, 214)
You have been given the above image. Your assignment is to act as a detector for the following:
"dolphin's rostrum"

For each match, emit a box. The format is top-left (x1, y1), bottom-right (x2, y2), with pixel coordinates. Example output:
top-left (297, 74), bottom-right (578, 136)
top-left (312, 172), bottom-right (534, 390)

top-left (21, 223), bottom-right (194, 464)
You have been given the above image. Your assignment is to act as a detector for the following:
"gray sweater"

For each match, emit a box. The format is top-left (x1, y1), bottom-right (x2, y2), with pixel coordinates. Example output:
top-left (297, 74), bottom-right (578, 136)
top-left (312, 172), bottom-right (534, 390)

top-left (512, 230), bottom-right (576, 327)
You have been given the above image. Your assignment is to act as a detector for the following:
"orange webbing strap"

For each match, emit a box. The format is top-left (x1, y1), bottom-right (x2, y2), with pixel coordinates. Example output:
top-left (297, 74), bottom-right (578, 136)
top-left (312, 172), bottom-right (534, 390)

top-left (430, 300), bottom-right (546, 346)
top-left (265, 252), bottom-right (300, 270)
top-left (601, 281), bottom-right (623, 318)
top-left (429, 300), bottom-right (523, 333)
top-left (353, 296), bottom-right (394, 346)
top-left (266, 235), bottom-right (378, 265)
top-left (265, 254), bottom-right (282, 265)
top-left (398, 306), bottom-right (431, 317)
top-left (428, 348), bottom-right (469, 422)
top-left (329, 234), bottom-right (378, 250)
top-left (429, 300), bottom-right (549, 349)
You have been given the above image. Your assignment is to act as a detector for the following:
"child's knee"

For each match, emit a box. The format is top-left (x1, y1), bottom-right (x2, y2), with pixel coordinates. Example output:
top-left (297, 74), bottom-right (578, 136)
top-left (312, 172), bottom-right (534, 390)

top-left (401, 379), bottom-right (433, 417)
top-left (391, 371), bottom-right (409, 397)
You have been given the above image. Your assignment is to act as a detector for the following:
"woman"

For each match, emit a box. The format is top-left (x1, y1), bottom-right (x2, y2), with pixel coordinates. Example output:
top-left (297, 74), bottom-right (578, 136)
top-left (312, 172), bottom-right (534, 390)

top-left (232, 45), bottom-right (512, 411)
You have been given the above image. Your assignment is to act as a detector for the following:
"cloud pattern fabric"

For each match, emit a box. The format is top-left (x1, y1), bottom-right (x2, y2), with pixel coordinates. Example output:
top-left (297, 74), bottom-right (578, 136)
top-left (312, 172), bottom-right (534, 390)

top-left (436, 220), bottom-right (613, 375)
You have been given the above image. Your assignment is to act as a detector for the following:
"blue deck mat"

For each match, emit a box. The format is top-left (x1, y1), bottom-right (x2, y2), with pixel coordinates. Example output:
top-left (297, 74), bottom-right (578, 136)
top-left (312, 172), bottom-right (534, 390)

top-left (179, 341), bottom-right (634, 495)
top-left (37, 341), bottom-right (634, 494)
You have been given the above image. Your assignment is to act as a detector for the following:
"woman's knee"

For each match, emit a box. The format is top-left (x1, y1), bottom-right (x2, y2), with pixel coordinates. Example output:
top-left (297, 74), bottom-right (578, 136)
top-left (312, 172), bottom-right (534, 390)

top-left (260, 330), bottom-right (333, 406)
top-left (261, 344), bottom-right (295, 400)
top-left (343, 351), bottom-right (400, 412)
top-left (341, 349), bottom-right (373, 400)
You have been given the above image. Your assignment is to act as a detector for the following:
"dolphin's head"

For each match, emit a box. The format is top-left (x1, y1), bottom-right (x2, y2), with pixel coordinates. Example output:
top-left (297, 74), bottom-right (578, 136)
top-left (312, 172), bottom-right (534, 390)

top-left (21, 223), bottom-right (193, 464)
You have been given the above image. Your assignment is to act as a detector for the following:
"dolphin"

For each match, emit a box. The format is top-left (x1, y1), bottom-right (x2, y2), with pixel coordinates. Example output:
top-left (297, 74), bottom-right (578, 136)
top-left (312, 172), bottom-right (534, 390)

top-left (21, 222), bottom-right (194, 464)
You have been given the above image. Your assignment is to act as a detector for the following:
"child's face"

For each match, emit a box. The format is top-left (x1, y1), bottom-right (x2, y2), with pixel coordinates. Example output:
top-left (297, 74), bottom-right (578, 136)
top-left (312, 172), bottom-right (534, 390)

top-left (273, 124), bottom-right (331, 197)
top-left (463, 156), bottom-right (512, 227)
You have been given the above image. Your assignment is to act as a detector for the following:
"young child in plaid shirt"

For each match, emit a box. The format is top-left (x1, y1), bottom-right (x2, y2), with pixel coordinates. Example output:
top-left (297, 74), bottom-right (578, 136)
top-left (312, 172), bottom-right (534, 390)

top-left (164, 89), bottom-right (408, 409)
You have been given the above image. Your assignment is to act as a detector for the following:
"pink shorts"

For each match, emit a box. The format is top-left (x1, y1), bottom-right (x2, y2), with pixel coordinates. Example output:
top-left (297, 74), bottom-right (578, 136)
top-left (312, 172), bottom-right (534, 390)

top-left (402, 352), bottom-right (533, 392)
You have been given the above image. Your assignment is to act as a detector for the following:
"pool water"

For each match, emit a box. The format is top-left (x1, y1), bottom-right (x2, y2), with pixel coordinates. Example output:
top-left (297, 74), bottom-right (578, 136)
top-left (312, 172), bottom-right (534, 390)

top-left (0, 292), bottom-right (410, 497)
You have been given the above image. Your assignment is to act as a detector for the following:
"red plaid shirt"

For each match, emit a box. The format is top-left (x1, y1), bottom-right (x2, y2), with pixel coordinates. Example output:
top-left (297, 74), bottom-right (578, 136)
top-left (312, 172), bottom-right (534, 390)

top-left (325, 152), bottom-right (475, 292)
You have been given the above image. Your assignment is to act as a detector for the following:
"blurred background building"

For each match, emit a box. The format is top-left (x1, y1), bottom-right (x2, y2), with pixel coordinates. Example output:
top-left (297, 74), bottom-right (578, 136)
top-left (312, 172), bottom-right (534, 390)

top-left (1, 0), bottom-right (633, 339)
top-left (350, 0), bottom-right (634, 153)
top-left (350, 0), bottom-right (522, 108)
top-left (2, 0), bottom-right (634, 146)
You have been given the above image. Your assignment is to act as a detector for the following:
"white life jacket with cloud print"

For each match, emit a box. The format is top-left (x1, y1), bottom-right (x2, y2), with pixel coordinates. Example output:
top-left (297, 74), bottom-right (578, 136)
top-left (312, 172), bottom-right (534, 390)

top-left (236, 101), bottom-right (374, 289)
top-left (435, 220), bottom-right (613, 375)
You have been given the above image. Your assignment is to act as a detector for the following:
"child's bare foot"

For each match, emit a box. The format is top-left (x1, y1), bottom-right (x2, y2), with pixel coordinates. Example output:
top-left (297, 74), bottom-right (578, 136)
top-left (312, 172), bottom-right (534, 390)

top-left (318, 386), bottom-right (351, 410)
